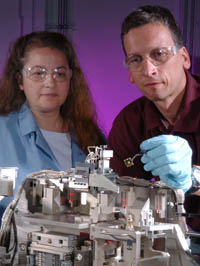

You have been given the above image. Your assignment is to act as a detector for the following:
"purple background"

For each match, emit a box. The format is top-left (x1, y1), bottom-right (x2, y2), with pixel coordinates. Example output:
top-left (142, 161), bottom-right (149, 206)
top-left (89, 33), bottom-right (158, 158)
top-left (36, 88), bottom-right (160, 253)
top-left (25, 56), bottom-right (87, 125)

top-left (0, 0), bottom-right (199, 136)
top-left (73, 0), bottom-right (183, 136)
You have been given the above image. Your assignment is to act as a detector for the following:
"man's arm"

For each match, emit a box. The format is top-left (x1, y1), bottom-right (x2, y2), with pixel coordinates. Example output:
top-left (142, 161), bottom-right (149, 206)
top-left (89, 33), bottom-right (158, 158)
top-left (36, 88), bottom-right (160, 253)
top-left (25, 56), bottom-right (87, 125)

top-left (107, 109), bottom-right (145, 177)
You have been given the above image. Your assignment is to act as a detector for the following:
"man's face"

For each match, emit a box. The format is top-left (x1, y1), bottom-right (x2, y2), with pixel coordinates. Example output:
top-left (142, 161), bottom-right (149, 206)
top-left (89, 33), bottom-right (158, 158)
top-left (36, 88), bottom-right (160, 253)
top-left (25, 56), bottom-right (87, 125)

top-left (123, 22), bottom-right (190, 105)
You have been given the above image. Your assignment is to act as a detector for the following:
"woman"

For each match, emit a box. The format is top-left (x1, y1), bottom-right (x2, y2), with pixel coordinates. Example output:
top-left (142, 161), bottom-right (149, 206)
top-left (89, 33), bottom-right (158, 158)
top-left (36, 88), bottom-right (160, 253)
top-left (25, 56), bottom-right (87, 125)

top-left (0, 31), bottom-right (105, 217)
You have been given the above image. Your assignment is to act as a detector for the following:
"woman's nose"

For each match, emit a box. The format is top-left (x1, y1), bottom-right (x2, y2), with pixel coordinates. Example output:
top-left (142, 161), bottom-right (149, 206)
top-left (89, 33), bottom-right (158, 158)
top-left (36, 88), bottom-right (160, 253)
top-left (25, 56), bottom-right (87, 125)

top-left (44, 73), bottom-right (56, 86)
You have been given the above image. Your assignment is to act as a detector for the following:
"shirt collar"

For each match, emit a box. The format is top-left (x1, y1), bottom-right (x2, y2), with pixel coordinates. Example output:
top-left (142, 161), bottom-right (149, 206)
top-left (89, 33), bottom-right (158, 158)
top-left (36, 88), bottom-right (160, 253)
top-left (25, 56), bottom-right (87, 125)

top-left (144, 71), bottom-right (200, 133)
top-left (18, 102), bottom-right (38, 136)
top-left (175, 71), bottom-right (200, 131)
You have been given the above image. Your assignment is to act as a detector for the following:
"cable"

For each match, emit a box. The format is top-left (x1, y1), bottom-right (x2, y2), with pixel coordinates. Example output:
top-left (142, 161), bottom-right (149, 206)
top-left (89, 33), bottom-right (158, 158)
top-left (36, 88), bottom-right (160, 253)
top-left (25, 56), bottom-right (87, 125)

top-left (0, 169), bottom-right (69, 265)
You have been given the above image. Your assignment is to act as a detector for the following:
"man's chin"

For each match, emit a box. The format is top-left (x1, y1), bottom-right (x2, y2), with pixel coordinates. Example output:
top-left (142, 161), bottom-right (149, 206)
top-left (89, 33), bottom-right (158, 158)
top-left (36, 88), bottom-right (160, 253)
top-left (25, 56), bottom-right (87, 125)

top-left (147, 94), bottom-right (166, 102)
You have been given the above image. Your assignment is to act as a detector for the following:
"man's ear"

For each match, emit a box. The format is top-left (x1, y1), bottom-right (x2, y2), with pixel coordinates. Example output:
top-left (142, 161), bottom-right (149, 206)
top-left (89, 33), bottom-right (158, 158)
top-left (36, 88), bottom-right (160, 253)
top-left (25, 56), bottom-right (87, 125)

top-left (180, 47), bottom-right (191, 70)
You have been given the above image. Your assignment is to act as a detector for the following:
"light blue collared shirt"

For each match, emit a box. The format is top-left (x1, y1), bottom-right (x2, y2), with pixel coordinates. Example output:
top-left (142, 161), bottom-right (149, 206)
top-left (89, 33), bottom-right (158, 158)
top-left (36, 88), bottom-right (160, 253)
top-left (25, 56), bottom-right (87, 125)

top-left (0, 103), bottom-right (86, 218)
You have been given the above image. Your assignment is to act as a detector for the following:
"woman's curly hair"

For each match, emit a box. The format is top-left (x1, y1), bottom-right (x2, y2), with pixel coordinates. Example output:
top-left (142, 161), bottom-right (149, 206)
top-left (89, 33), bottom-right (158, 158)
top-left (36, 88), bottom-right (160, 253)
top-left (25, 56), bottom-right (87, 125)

top-left (0, 31), bottom-right (105, 153)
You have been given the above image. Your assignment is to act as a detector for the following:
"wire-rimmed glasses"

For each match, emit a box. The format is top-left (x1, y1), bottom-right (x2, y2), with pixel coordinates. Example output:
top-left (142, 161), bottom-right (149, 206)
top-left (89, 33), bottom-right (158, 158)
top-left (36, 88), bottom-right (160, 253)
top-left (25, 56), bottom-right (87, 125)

top-left (123, 46), bottom-right (179, 72)
top-left (22, 66), bottom-right (72, 82)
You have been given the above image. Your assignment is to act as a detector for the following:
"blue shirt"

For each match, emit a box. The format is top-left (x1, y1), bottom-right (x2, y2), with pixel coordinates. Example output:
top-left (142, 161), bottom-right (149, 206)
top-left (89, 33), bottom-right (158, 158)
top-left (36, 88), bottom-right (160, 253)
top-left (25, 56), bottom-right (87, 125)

top-left (0, 103), bottom-right (86, 218)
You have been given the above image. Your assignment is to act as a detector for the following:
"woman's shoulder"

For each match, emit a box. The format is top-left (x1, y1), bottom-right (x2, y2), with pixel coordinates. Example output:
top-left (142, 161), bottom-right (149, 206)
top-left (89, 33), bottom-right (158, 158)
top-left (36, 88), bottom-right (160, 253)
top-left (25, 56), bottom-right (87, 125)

top-left (0, 112), bottom-right (16, 121)
top-left (0, 114), bottom-right (18, 136)
top-left (0, 105), bottom-right (25, 128)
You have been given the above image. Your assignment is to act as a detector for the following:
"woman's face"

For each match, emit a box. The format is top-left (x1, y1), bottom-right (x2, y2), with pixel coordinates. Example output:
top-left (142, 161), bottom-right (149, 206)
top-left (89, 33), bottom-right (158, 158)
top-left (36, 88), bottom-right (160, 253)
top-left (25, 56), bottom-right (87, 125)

top-left (19, 47), bottom-right (71, 116)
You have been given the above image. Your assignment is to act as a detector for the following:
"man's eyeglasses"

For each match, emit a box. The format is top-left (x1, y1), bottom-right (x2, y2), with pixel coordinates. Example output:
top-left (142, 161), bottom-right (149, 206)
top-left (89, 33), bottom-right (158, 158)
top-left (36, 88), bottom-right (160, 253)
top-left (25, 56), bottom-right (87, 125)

top-left (22, 66), bottom-right (72, 82)
top-left (123, 46), bottom-right (179, 72)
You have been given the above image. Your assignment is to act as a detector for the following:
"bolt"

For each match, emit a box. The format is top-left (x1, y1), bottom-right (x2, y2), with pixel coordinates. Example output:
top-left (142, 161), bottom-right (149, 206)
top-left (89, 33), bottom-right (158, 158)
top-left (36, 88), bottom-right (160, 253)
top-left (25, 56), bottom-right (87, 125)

top-left (75, 253), bottom-right (83, 261)
top-left (20, 243), bottom-right (26, 251)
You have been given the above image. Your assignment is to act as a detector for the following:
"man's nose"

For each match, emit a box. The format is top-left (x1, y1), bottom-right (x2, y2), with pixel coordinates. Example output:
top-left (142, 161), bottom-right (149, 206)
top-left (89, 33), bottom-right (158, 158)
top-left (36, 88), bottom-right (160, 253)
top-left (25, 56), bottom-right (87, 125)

top-left (142, 57), bottom-right (158, 76)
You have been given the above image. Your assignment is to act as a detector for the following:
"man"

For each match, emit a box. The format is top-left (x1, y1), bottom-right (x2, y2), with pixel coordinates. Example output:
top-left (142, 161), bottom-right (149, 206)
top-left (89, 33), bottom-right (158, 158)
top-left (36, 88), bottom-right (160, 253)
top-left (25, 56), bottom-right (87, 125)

top-left (107, 5), bottom-right (200, 254)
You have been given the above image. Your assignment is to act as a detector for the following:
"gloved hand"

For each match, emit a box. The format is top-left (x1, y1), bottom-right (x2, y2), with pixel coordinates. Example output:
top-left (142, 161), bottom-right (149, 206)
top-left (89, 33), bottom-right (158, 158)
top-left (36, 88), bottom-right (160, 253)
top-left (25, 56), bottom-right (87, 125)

top-left (140, 135), bottom-right (192, 193)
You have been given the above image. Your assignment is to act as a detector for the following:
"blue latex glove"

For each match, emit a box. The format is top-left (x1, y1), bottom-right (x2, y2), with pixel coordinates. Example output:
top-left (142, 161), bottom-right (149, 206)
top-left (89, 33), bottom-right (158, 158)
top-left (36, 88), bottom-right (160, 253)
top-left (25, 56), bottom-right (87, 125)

top-left (140, 135), bottom-right (192, 192)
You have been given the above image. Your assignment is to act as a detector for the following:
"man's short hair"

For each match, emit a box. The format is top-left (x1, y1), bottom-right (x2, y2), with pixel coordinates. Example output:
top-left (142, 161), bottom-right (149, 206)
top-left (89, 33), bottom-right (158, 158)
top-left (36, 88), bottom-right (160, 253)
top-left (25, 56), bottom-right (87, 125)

top-left (121, 5), bottom-right (183, 53)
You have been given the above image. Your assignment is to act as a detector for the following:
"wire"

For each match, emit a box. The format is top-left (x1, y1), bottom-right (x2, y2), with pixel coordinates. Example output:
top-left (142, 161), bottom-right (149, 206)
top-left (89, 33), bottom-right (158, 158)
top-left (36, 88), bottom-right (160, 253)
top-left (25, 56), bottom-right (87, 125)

top-left (0, 169), bottom-right (70, 265)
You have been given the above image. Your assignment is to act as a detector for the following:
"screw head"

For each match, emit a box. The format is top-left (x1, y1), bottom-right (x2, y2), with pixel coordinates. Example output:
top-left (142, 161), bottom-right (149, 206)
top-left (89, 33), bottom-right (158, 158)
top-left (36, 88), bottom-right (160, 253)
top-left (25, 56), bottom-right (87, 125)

top-left (76, 253), bottom-right (83, 261)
